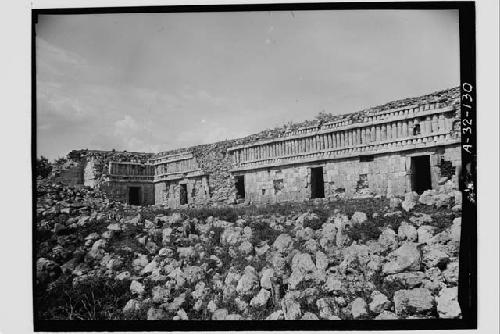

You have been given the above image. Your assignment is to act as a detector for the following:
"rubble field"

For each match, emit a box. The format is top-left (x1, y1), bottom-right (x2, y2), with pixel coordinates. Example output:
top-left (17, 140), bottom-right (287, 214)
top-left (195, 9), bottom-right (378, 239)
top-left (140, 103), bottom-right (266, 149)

top-left (35, 179), bottom-right (462, 320)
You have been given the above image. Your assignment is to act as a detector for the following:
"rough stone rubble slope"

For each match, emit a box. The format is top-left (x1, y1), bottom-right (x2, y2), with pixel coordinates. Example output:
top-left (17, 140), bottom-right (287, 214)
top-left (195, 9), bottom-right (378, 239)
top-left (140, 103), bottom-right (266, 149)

top-left (36, 177), bottom-right (462, 320)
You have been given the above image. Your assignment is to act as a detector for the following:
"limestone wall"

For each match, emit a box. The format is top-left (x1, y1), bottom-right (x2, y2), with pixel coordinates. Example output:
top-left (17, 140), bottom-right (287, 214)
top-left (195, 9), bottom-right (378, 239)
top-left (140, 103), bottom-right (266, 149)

top-left (51, 149), bottom-right (155, 187)
top-left (239, 144), bottom-right (461, 204)
top-left (100, 182), bottom-right (155, 205)
top-left (153, 145), bottom-right (232, 207)
top-left (83, 158), bottom-right (99, 187)
top-left (154, 176), bottom-right (210, 207)
top-left (51, 162), bottom-right (84, 185)
top-left (100, 161), bottom-right (155, 205)
top-left (191, 141), bottom-right (238, 204)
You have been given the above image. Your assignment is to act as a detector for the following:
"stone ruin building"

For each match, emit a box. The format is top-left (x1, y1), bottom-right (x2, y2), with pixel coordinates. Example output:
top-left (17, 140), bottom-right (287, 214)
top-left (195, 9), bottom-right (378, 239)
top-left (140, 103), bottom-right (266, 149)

top-left (50, 87), bottom-right (462, 207)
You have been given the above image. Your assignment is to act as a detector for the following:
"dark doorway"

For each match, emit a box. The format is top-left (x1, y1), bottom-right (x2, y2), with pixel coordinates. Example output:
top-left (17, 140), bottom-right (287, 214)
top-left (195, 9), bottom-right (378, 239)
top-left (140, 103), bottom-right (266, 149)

top-left (128, 187), bottom-right (140, 205)
top-left (179, 184), bottom-right (188, 205)
top-left (311, 167), bottom-right (325, 199)
top-left (411, 155), bottom-right (432, 194)
top-left (235, 175), bottom-right (245, 199)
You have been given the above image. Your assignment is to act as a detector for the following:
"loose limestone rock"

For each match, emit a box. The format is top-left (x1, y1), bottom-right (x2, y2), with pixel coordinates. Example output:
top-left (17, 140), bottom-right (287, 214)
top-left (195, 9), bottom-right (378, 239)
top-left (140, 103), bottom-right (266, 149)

top-left (422, 244), bottom-right (450, 269)
top-left (301, 312), bottom-right (319, 320)
top-left (35, 176), bottom-right (464, 321)
top-left (375, 311), bottom-right (398, 320)
top-left (378, 228), bottom-right (398, 251)
top-left (221, 227), bottom-right (242, 246)
top-left (152, 285), bottom-right (170, 303)
top-left (351, 211), bottom-right (368, 224)
top-left (176, 309), bottom-right (189, 320)
top-left (442, 261), bottom-right (459, 285)
top-left (319, 222), bottom-right (337, 250)
top-left (273, 234), bottom-right (293, 253)
top-left (291, 252), bottom-right (316, 274)
top-left (226, 314), bottom-right (242, 320)
top-left (316, 298), bottom-right (335, 319)
top-left (389, 197), bottom-right (403, 210)
top-left (419, 190), bottom-right (437, 206)
top-left (266, 310), bottom-right (284, 320)
top-left (177, 246), bottom-right (195, 259)
top-left (351, 297), bottom-right (368, 319)
top-left (324, 275), bottom-right (342, 292)
top-left (207, 300), bottom-right (217, 313)
top-left (238, 240), bottom-right (253, 255)
top-left (402, 192), bottom-right (418, 212)
top-left (394, 288), bottom-right (434, 316)
top-left (250, 288), bottom-right (271, 308)
top-left (53, 222), bottom-right (66, 234)
top-left (212, 308), bottom-right (229, 320)
top-left (382, 243), bottom-right (421, 274)
top-left (260, 268), bottom-right (274, 290)
top-left (436, 287), bottom-right (461, 319)
top-left (130, 280), bottom-right (145, 296)
top-left (409, 213), bottom-right (433, 227)
top-left (315, 251), bottom-right (329, 272)
top-left (236, 266), bottom-right (259, 295)
top-left (369, 291), bottom-right (391, 314)
top-left (398, 222), bottom-right (418, 242)
top-left (288, 252), bottom-right (316, 289)
top-left (107, 222), bottom-right (121, 231)
top-left (296, 212), bottom-right (321, 228)
top-left (88, 239), bottom-right (106, 260)
top-left (255, 242), bottom-right (270, 257)
top-left (281, 293), bottom-right (302, 320)
top-left (162, 227), bottom-right (173, 245)
top-left (132, 254), bottom-right (149, 272)
top-left (339, 244), bottom-right (370, 274)
top-left (123, 299), bottom-right (142, 314)
top-left (115, 271), bottom-right (131, 281)
top-left (147, 307), bottom-right (168, 320)
top-left (384, 272), bottom-right (426, 289)
top-left (450, 217), bottom-right (461, 243)
top-left (417, 225), bottom-right (436, 244)
top-left (36, 258), bottom-right (61, 283)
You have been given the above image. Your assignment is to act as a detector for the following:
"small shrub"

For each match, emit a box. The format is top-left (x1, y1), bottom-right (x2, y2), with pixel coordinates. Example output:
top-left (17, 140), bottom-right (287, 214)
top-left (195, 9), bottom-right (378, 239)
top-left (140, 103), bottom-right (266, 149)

top-left (251, 220), bottom-right (281, 245)
top-left (36, 156), bottom-right (52, 178)
top-left (35, 276), bottom-right (132, 320)
top-left (347, 222), bottom-right (381, 243)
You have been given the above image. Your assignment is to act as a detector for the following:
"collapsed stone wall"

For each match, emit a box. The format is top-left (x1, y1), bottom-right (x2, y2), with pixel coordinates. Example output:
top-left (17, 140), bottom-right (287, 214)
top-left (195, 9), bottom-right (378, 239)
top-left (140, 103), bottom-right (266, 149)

top-left (81, 150), bottom-right (154, 187)
top-left (100, 182), bottom-right (155, 205)
top-left (51, 160), bottom-right (84, 185)
top-left (50, 149), bottom-right (155, 188)
top-left (190, 141), bottom-right (238, 205)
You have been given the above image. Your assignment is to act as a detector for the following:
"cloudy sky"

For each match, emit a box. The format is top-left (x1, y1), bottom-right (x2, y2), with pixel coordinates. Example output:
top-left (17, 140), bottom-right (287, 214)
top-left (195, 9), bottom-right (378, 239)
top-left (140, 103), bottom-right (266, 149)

top-left (36, 9), bottom-right (459, 160)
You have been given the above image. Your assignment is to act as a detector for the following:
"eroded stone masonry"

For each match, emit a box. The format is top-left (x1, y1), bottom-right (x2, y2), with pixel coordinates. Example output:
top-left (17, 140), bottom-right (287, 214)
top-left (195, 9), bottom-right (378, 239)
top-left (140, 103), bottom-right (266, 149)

top-left (53, 87), bottom-right (461, 207)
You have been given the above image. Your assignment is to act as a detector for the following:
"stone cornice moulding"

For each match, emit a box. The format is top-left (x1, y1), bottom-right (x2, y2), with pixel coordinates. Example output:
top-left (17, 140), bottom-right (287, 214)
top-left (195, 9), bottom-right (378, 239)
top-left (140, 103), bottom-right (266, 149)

top-left (230, 138), bottom-right (461, 172)
top-left (227, 105), bottom-right (457, 152)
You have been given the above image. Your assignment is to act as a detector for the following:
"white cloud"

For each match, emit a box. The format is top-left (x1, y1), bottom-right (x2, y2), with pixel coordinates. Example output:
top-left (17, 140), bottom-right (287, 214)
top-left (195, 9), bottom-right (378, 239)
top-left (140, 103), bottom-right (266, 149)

top-left (114, 115), bottom-right (139, 137)
top-left (36, 37), bottom-right (89, 81)
top-left (37, 37), bottom-right (87, 67)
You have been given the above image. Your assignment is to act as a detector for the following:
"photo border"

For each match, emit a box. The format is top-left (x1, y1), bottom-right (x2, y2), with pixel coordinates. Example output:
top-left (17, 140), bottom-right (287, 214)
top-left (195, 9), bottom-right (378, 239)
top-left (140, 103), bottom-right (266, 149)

top-left (32, 1), bottom-right (477, 331)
